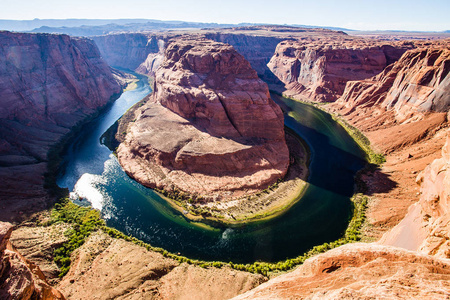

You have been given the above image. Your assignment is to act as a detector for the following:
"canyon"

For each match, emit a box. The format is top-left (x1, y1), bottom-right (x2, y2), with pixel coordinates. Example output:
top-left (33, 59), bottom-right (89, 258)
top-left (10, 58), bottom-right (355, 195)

top-left (0, 31), bottom-right (122, 223)
top-left (0, 26), bottom-right (449, 299)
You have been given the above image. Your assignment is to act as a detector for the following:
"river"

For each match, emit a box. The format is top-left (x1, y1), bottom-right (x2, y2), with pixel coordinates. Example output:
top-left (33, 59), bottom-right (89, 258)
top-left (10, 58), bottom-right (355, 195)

top-left (57, 77), bottom-right (366, 263)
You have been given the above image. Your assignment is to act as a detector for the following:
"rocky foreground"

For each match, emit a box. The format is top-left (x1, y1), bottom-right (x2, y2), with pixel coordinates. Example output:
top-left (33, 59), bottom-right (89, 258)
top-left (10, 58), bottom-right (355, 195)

top-left (0, 222), bottom-right (65, 300)
top-left (232, 243), bottom-right (450, 299)
top-left (116, 38), bottom-right (289, 201)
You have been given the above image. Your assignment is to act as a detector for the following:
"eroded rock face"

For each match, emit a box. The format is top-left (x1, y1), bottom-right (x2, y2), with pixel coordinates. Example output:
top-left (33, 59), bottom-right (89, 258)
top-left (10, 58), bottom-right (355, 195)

top-left (380, 132), bottom-right (450, 258)
top-left (0, 31), bottom-right (121, 221)
top-left (0, 222), bottom-right (65, 300)
top-left (232, 243), bottom-right (450, 299)
top-left (337, 46), bottom-right (450, 123)
top-left (268, 39), bottom-right (412, 102)
top-left (92, 33), bottom-right (169, 76)
top-left (117, 39), bottom-right (289, 201)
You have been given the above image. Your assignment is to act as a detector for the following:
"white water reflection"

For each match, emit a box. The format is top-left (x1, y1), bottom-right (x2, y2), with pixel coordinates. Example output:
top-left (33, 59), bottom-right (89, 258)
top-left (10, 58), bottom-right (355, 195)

top-left (73, 173), bottom-right (107, 210)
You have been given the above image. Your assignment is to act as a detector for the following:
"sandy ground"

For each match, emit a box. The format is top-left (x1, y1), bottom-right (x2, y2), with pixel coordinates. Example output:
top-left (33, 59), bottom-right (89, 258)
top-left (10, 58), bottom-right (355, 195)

top-left (359, 124), bottom-right (448, 241)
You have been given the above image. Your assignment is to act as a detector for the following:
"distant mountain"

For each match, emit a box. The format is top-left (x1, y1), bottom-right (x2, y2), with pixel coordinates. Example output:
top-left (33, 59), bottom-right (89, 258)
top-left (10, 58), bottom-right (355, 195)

top-left (28, 21), bottom-right (240, 36)
top-left (0, 18), bottom-right (179, 31)
top-left (289, 24), bottom-right (354, 31)
top-left (1, 18), bottom-right (446, 37)
top-left (0, 18), bottom-right (239, 34)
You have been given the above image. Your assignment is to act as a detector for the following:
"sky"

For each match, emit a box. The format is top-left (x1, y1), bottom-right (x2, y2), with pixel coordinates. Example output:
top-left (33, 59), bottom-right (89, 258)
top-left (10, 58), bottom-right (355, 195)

top-left (1, 0), bottom-right (449, 31)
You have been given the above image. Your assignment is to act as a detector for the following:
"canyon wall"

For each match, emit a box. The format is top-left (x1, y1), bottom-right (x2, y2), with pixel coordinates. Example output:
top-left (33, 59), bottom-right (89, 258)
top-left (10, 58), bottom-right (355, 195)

top-left (337, 46), bottom-right (450, 122)
top-left (92, 33), bottom-right (169, 75)
top-left (330, 43), bottom-right (449, 155)
top-left (92, 26), bottom-right (350, 83)
top-left (203, 32), bottom-right (285, 79)
top-left (91, 29), bottom-right (438, 106)
top-left (380, 133), bottom-right (450, 258)
top-left (267, 39), bottom-right (413, 102)
top-left (0, 31), bottom-right (121, 222)
top-left (116, 38), bottom-right (289, 201)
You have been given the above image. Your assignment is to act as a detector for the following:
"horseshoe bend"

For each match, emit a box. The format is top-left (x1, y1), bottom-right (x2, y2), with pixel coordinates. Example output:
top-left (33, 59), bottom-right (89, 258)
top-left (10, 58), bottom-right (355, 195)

top-left (113, 38), bottom-right (308, 223)
top-left (0, 16), bottom-right (450, 300)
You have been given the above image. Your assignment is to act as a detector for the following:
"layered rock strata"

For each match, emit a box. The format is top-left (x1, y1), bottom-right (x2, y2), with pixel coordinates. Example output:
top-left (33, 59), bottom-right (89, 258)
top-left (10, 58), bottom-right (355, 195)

top-left (232, 243), bottom-right (450, 299)
top-left (0, 31), bottom-right (121, 221)
top-left (92, 33), bottom-right (169, 76)
top-left (116, 38), bottom-right (289, 201)
top-left (380, 132), bottom-right (450, 258)
top-left (267, 39), bottom-right (415, 102)
top-left (336, 46), bottom-right (450, 122)
top-left (0, 222), bottom-right (65, 300)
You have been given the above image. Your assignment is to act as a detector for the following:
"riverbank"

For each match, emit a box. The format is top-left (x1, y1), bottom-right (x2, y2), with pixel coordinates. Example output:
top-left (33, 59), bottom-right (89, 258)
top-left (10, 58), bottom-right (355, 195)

top-left (155, 128), bottom-right (310, 227)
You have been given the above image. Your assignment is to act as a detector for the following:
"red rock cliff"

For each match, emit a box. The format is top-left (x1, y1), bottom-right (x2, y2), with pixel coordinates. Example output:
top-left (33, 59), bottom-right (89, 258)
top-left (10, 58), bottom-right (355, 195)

top-left (117, 38), bottom-right (289, 201)
top-left (337, 46), bottom-right (450, 122)
top-left (380, 132), bottom-right (450, 258)
top-left (0, 31), bottom-right (121, 222)
top-left (232, 243), bottom-right (450, 299)
top-left (268, 39), bottom-right (412, 102)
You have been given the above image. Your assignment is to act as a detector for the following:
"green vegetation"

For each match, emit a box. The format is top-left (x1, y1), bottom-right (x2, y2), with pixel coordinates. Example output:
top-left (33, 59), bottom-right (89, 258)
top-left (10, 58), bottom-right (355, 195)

top-left (43, 198), bottom-right (105, 277)
top-left (45, 191), bottom-right (368, 278)
top-left (333, 117), bottom-right (385, 165)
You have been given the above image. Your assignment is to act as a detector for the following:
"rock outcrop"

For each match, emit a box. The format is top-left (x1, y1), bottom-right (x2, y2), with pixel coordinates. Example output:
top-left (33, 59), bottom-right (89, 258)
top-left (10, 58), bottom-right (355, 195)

top-left (232, 243), bottom-right (450, 299)
top-left (267, 39), bottom-right (414, 102)
top-left (0, 31), bottom-right (121, 222)
top-left (336, 46), bottom-right (450, 122)
top-left (380, 132), bottom-right (450, 258)
top-left (116, 38), bottom-right (289, 201)
top-left (0, 222), bottom-right (65, 300)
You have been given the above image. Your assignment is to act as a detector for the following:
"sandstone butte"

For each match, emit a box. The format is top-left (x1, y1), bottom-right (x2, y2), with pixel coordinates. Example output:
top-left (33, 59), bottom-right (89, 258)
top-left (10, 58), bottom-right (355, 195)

top-left (0, 31), bottom-right (122, 223)
top-left (116, 38), bottom-right (290, 202)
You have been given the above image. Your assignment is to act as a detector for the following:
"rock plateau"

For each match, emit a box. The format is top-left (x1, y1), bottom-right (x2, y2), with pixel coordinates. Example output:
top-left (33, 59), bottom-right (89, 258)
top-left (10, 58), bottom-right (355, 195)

top-left (116, 38), bottom-right (289, 201)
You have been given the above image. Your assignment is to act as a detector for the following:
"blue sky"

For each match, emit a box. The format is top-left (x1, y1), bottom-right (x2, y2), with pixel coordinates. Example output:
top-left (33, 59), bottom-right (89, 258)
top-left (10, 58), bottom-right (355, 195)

top-left (1, 0), bottom-right (449, 31)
